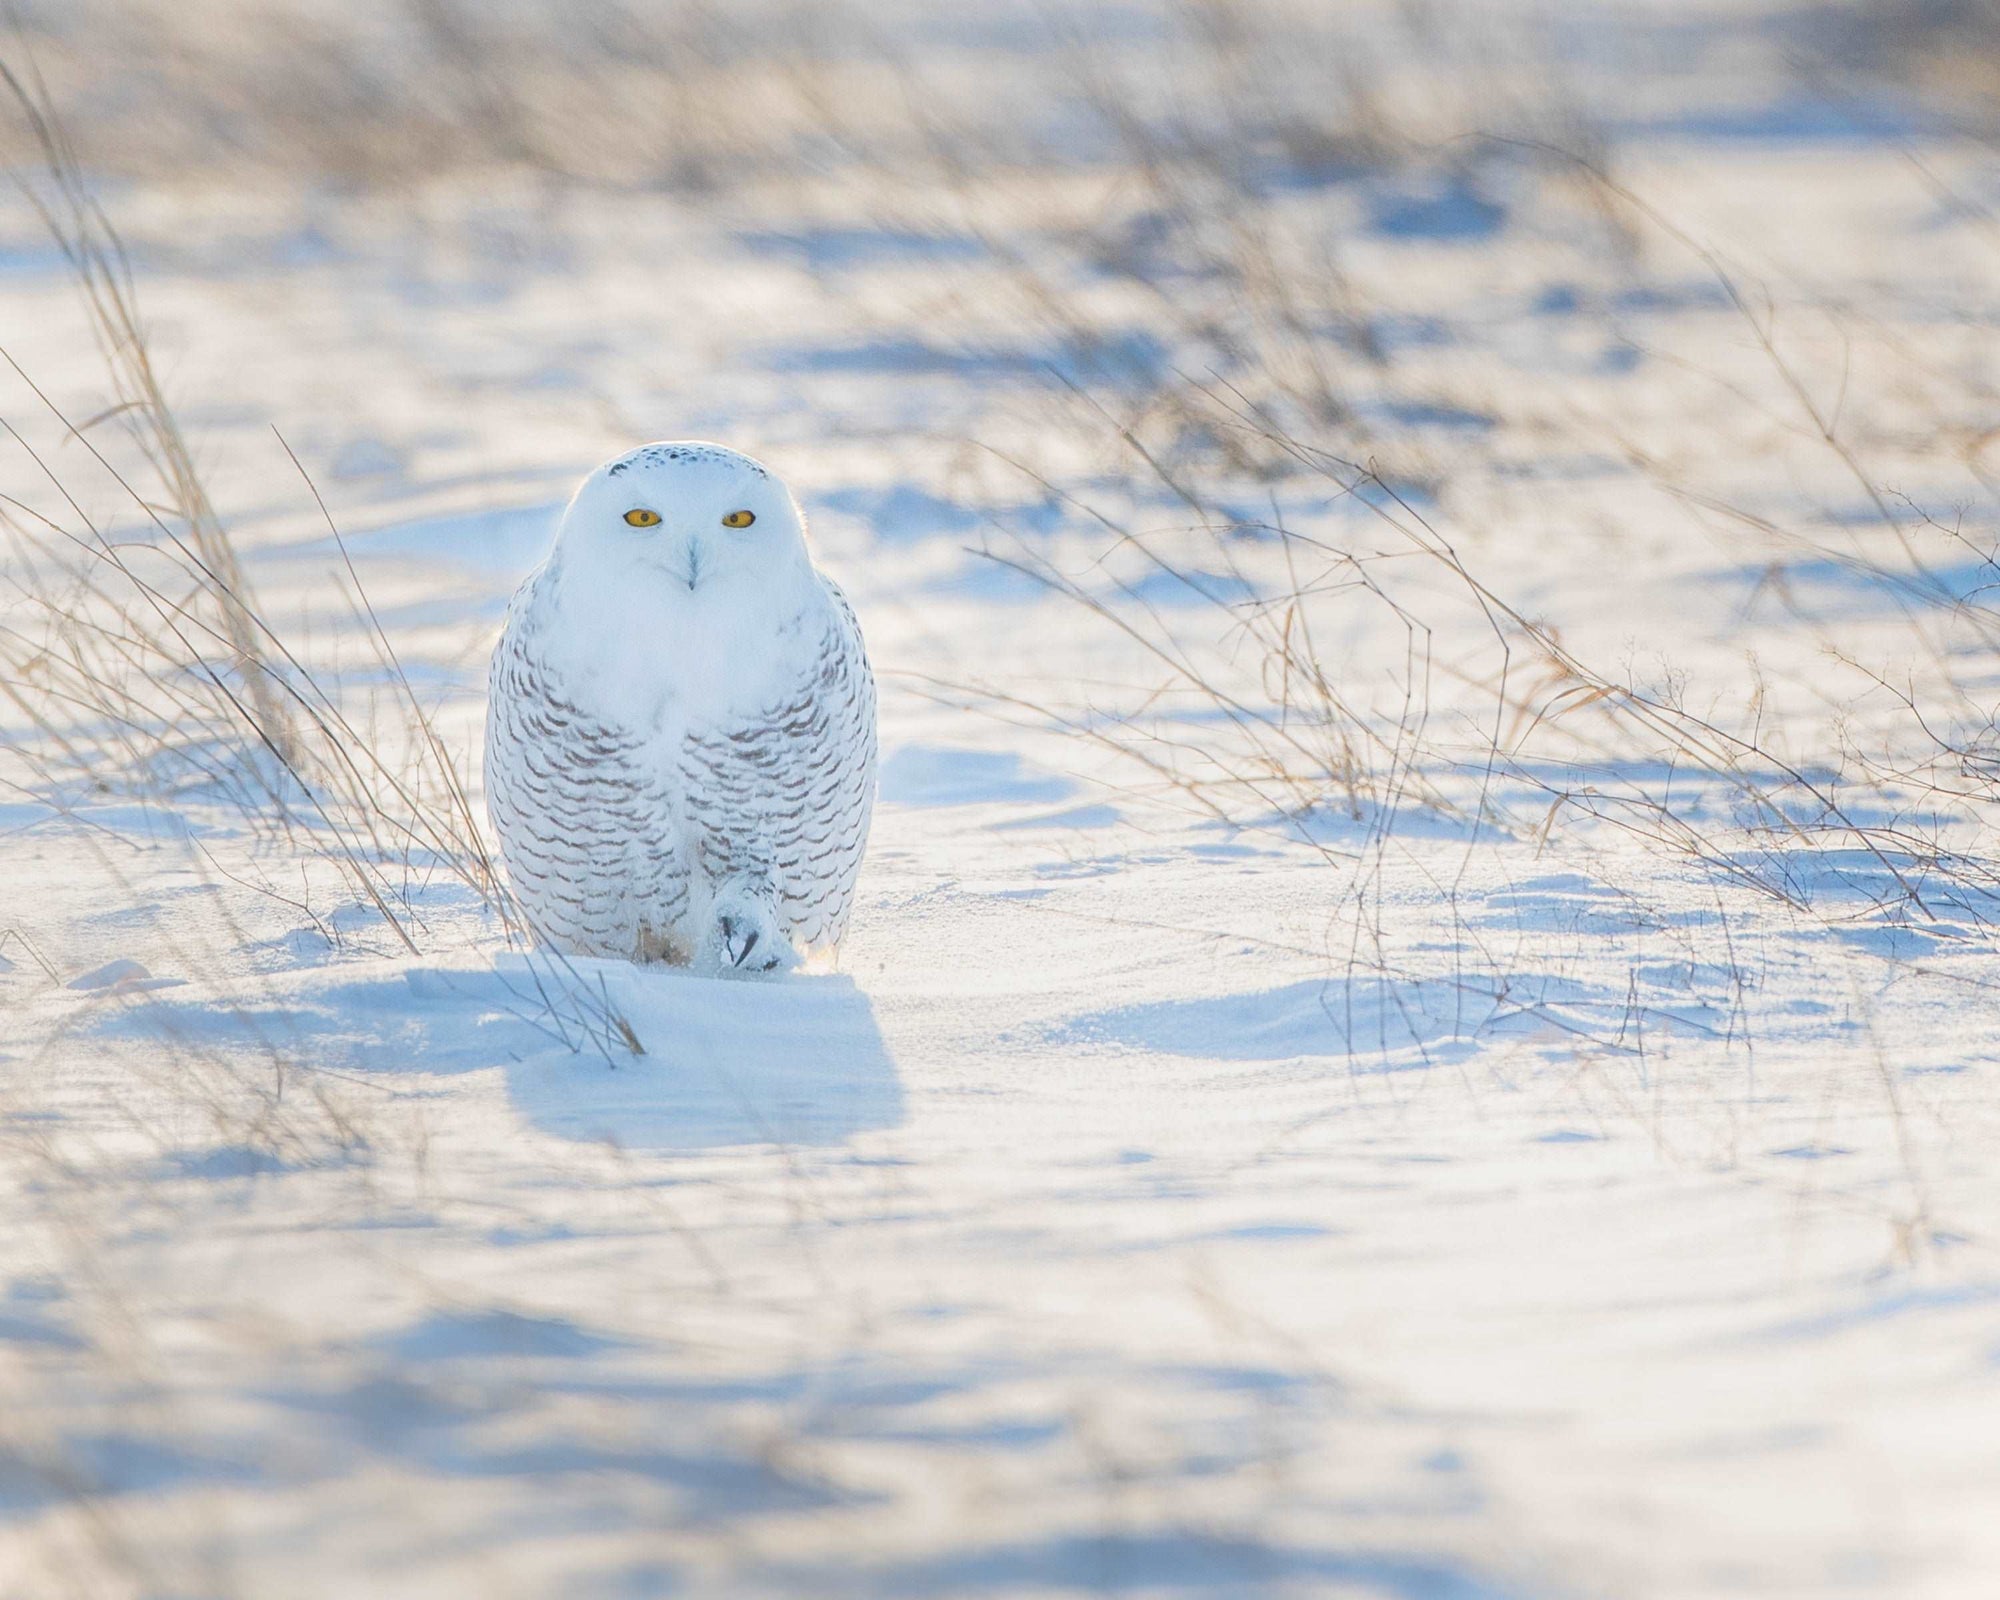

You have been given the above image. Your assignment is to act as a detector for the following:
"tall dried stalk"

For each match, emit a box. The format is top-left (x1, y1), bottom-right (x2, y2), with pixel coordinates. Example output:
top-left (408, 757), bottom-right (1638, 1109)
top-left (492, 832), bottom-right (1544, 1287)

top-left (1, 56), bottom-right (295, 767)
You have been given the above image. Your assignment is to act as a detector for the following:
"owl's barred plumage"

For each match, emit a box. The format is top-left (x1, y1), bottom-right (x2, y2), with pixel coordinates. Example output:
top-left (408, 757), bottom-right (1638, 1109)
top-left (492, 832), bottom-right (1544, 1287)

top-left (484, 443), bottom-right (876, 972)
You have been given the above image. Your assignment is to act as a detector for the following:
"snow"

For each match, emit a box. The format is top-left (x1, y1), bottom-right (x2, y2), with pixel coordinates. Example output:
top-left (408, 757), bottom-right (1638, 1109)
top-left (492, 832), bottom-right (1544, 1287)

top-left (3, 1), bottom-right (2000, 1596)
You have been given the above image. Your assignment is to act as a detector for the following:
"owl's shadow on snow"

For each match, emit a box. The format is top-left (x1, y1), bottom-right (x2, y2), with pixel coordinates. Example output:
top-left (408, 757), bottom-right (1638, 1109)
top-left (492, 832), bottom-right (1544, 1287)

top-left (492, 956), bottom-right (903, 1150)
top-left (95, 953), bottom-right (900, 1151)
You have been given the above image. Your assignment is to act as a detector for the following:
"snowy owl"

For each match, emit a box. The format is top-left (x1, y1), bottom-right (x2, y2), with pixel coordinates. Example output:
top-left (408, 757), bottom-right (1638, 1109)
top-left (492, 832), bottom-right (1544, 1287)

top-left (485, 442), bottom-right (876, 973)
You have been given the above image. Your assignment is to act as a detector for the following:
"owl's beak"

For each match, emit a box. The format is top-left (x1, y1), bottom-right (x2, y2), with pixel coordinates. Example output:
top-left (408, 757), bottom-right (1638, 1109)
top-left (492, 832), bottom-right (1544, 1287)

top-left (678, 532), bottom-right (704, 591)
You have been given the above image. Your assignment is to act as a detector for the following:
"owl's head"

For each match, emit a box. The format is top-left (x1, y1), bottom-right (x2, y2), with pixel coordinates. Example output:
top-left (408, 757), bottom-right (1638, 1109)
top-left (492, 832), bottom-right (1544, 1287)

top-left (553, 442), bottom-right (812, 603)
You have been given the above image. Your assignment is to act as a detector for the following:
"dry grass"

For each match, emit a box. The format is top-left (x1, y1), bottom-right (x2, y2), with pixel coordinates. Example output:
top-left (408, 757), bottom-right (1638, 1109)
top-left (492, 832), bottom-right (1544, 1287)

top-left (3, 0), bottom-right (1969, 991)
top-left (0, 5), bottom-right (1985, 1589)
top-left (0, 0), bottom-right (904, 186)
top-left (0, 61), bottom-right (646, 1058)
top-left (894, 9), bottom-right (2000, 1020)
top-left (0, 56), bottom-right (491, 938)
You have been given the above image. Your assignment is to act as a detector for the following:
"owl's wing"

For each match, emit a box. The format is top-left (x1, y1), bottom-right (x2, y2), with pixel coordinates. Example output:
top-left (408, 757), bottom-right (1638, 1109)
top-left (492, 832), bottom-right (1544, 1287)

top-left (486, 612), bottom-right (690, 960)
top-left (681, 576), bottom-right (877, 952)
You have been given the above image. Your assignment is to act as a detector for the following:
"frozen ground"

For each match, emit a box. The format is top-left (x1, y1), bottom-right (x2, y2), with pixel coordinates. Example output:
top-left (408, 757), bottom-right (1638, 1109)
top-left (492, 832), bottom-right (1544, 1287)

top-left (4, 2), bottom-right (2000, 1596)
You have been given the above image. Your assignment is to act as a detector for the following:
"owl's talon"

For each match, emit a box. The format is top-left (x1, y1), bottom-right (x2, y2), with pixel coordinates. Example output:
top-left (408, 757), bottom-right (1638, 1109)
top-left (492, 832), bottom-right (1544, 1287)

top-left (721, 917), bottom-right (761, 968)
top-left (705, 896), bottom-right (798, 976)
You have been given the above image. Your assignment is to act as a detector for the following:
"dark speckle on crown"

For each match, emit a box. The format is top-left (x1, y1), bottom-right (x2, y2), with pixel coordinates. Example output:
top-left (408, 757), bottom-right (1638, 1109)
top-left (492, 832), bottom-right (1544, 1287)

top-left (605, 443), bottom-right (769, 480)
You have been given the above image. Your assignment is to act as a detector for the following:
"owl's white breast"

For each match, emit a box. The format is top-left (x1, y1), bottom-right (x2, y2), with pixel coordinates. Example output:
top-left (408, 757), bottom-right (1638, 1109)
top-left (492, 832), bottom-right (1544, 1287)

top-left (513, 552), bottom-right (835, 752)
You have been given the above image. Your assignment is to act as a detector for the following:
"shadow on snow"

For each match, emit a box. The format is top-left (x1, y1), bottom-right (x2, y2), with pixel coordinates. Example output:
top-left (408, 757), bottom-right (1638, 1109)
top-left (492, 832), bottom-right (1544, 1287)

top-left (100, 955), bottom-right (905, 1152)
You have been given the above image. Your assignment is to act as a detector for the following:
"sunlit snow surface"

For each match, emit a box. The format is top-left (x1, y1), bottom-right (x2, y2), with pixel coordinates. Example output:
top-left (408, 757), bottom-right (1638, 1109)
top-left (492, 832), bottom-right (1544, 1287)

top-left (3, 2), bottom-right (2000, 1597)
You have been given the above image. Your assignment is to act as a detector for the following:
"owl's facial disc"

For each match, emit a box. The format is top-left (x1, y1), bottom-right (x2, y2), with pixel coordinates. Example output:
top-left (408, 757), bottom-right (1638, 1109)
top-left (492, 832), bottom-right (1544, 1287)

top-left (563, 441), bottom-right (806, 599)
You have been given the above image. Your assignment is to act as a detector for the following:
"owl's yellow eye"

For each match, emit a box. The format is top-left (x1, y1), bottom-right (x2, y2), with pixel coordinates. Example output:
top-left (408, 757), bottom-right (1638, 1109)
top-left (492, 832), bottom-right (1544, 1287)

top-left (623, 508), bottom-right (662, 527)
top-left (721, 509), bottom-right (756, 528)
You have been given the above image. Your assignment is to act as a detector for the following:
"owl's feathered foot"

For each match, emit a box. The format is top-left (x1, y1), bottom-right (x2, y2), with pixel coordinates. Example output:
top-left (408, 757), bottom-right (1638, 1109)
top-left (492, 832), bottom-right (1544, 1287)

top-left (699, 882), bottom-right (800, 977)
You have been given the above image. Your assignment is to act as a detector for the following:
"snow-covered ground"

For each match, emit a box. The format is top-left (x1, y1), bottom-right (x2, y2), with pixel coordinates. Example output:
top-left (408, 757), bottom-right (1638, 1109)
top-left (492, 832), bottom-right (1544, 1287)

top-left (5, 3), bottom-right (2000, 1596)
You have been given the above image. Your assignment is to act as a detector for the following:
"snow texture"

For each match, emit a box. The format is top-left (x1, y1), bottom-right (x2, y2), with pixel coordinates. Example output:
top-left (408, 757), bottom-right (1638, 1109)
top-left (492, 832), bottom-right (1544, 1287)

top-left (2, 2), bottom-right (1999, 1598)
